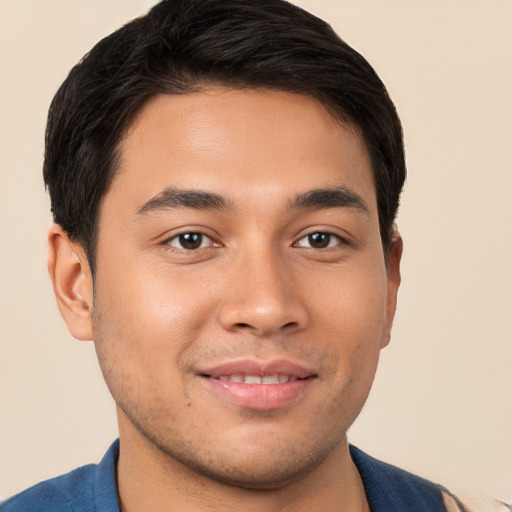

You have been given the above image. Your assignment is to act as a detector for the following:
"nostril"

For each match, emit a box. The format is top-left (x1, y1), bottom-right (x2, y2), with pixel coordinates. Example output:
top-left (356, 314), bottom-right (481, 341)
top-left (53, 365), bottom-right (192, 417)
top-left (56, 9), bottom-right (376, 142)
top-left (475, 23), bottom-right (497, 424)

top-left (234, 321), bottom-right (297, 331)
top-left (234, 323), bottom-right (252, 329)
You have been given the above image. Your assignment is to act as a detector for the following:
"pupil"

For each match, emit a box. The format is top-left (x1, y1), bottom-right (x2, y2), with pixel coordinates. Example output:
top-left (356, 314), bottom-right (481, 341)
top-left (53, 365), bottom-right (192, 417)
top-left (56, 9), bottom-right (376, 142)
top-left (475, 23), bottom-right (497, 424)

top-left (309, 233), bottom-right (330, 248)
top-left (179, 233), bottom-right (202, 250)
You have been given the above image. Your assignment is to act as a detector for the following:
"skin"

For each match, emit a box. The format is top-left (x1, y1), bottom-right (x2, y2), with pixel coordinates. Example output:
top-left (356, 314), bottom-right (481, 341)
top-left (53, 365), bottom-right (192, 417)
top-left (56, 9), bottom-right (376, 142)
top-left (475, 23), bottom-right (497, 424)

top-left (48, 88), bottom-right (402, 512)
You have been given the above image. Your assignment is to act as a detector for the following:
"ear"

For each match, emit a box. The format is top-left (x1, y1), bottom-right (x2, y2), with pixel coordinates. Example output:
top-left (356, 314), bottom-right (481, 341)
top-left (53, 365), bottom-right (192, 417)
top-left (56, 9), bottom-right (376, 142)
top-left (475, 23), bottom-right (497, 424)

top-left (380, 234), bottom-right (403, 349)
top-left (47, 224), bottom-right (94, 341)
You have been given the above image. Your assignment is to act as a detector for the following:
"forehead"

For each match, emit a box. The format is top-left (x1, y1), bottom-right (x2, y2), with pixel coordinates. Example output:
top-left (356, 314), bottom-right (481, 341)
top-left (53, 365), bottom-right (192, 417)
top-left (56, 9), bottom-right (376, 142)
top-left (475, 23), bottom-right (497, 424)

top-left (111, 88), bottom-right (375, 211)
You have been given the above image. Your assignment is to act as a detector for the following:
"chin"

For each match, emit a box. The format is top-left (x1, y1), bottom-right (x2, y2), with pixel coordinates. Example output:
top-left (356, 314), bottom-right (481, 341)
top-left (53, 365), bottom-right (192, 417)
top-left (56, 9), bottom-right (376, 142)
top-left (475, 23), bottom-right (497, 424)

top-left (176, 448), bottom-right (331, 491)
top-left (140, 421), bottom-right (337, 490)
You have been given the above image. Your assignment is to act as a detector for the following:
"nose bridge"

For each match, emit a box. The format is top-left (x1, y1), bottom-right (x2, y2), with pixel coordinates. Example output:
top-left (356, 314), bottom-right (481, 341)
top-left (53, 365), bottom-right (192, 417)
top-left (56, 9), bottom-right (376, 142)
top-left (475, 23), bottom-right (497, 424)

top-left (217, 242), bottom-right (307, 336)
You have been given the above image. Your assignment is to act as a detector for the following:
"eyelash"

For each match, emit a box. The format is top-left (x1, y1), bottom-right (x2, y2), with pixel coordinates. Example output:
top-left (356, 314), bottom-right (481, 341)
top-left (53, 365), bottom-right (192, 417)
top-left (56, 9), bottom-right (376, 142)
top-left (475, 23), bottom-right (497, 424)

top-left (294, 232), bottom-right (346, 250)
top-left (164, 232), bottom-right (219, 251)
top-left (163, 230), bottom-right (346, 252)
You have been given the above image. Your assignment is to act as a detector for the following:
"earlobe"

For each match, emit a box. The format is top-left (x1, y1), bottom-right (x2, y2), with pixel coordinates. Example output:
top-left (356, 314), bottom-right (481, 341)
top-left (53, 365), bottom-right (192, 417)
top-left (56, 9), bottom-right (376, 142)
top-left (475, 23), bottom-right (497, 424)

top-left (47, 224), bottom-right (94, 341)
top-left (381, 234), bottom-right (403, 349)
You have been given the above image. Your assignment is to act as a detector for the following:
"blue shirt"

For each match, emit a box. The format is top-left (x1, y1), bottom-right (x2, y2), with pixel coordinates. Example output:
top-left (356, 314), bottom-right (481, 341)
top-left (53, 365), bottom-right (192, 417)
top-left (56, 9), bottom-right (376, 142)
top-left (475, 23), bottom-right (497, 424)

top-left (2, 440), bottom-right (446, 511)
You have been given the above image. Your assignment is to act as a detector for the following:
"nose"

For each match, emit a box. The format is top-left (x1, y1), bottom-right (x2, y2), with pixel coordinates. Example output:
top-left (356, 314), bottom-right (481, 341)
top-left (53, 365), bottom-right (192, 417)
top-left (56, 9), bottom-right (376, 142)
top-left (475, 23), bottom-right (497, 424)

top-left (217, 249), bottom-right (309, 337)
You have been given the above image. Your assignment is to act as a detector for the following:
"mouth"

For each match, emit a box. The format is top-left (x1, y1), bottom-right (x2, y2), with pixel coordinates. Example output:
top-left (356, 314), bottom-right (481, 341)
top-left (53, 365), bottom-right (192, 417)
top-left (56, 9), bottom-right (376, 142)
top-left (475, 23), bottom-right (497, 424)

top-left (207, 374), bottom-right (303, 384)
top-left (197, 359), bottom-right (317, 410)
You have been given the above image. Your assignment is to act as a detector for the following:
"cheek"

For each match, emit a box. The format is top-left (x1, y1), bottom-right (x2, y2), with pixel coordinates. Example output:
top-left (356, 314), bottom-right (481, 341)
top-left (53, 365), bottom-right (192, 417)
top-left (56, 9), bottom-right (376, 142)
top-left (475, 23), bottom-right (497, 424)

top-left (313, 259), bottom-right (388, 340)
top-left (90, 259), bottom-right (225, 400)
top-left (95, 259), bottom-right (217, 344)
top-left (309, 259), bottom-right (387, 394)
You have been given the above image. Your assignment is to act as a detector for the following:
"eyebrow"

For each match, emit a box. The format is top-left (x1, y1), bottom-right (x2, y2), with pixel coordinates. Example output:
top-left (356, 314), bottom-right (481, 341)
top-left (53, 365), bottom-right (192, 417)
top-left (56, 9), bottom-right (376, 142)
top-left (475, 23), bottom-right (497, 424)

top-left (290, 186), bottom-right (369, 214)
top-left (137, 187), bottom-right (231, 215)
top-left (136, 185), bottom-right (369, 216)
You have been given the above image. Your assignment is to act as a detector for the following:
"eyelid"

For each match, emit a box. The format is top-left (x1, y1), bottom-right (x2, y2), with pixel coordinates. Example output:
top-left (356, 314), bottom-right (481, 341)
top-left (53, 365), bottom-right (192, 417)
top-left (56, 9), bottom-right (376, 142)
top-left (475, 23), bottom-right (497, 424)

top-left (295, 232), bottom-right (343, 249)
top-left (162, 229), bottom-right (222, 251)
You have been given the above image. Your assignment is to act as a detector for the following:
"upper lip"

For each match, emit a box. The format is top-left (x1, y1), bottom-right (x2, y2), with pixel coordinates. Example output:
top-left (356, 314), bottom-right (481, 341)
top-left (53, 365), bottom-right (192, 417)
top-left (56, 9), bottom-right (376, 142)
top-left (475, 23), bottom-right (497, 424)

top-left (198, 359), bottom-right (317, 379)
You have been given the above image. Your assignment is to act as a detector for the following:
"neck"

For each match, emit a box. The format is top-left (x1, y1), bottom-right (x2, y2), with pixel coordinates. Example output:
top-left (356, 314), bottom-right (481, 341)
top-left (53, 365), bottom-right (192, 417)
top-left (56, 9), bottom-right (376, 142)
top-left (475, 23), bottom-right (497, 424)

top-left (117, 423), bottom-right (369, 512)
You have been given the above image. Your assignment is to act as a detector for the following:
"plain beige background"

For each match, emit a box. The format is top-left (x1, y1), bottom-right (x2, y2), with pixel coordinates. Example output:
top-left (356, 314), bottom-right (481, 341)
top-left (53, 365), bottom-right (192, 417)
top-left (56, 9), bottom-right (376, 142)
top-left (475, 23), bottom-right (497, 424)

top-left (1, 0), bottom-right (511, 503)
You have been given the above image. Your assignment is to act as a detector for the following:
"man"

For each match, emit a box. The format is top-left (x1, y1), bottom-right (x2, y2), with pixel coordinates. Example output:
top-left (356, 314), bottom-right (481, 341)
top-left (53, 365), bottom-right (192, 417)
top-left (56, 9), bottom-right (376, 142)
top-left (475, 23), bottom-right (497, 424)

top-left (1, 1), bottom-right (507, 511)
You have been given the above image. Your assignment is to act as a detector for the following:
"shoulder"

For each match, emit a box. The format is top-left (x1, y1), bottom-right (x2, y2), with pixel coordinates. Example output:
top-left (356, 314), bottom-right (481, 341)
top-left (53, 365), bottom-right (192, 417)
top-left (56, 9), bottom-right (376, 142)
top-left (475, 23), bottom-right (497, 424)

top-left (350, 445), bottom-right (446, 512)
top-left (349, 447), bottom-right (511, 512)
top-left (441, 486), bottom-right (512, 512)
top-left (1, 440), bottom-right (120, 512)
top-left (1, 465), bottom-right (97, 512)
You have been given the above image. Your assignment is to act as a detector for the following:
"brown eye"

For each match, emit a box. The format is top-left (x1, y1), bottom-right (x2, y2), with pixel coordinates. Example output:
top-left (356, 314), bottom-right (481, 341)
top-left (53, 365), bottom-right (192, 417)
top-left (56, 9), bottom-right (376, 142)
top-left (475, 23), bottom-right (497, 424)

top-left (167, 232), bottom-right (211, 250)
top-left (296, 232), bottom-right (342, 249)
top-left (308, 233), bottom-right (330, 248)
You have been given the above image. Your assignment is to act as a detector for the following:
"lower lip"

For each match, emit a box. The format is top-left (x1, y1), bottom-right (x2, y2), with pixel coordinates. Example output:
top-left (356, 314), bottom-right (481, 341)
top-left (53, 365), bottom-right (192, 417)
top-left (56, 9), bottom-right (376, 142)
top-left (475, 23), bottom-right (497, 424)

top-left (200, 377), bottom-right (313, 410)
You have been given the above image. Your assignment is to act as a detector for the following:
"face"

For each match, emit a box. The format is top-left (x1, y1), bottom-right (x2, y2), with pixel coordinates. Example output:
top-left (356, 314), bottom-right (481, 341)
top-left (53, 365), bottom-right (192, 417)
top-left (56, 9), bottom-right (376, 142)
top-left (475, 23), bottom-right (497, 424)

top-left (88, 89), bottom-right (400, 488)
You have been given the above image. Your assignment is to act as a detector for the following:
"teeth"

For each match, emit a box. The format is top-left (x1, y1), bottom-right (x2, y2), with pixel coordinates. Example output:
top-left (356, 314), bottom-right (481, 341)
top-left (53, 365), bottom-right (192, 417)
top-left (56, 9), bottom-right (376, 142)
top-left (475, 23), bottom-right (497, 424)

top-left (244, 376), bottom-right (262, 384)
top-left (214, 375), bottom-right (298, 384)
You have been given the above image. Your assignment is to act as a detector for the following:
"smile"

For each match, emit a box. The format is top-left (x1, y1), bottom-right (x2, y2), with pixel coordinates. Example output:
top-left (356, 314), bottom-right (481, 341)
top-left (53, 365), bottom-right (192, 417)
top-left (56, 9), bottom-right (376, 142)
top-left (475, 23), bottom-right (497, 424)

top-left (198, 359), bottom-right (317, 410)
top-left (210, 375), bottom-right (301, 384)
